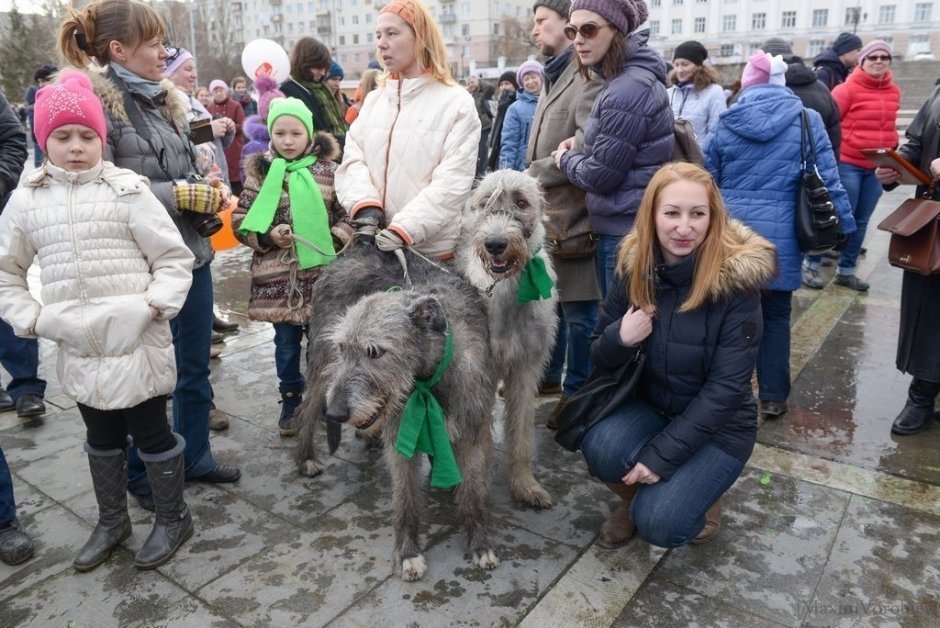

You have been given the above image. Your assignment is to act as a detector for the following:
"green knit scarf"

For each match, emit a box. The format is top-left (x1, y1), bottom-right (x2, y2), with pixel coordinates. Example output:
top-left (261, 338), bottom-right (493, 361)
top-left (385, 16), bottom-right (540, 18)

top-left (302, 79), bottom-right (349, 138)
top-left (239, 154), bottom-right (335, 269)
top-left (394, 326), bottom-right (462, 489)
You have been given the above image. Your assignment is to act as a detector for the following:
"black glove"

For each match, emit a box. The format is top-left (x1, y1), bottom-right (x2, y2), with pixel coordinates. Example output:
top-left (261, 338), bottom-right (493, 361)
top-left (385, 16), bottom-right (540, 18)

top-left (352, 206), bottom-right (384, 246)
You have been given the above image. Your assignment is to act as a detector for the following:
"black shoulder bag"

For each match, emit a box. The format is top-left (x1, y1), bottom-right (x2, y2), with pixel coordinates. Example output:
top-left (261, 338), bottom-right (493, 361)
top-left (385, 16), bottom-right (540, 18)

top-left (795, 109), bottom-right (842, 254)
top-left (554, 349), bottom-right (647, 452)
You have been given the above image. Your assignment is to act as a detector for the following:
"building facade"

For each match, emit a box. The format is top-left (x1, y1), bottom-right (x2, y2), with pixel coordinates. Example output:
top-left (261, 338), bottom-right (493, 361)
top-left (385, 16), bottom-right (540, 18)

top-left (238, 0), bottom-right (537, 79)
top-left (645, 0), bottom-right (940, 64)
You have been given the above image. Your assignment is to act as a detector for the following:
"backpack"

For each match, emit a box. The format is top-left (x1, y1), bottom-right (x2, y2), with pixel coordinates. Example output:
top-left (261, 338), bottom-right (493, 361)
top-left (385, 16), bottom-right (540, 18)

top-left (672, 118), bottom-right (704, 165)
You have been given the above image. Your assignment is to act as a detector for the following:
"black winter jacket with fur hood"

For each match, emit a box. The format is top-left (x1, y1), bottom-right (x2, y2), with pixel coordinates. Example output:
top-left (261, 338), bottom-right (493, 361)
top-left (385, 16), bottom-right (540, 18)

top-left (589, 220), bottom-right (776, 480)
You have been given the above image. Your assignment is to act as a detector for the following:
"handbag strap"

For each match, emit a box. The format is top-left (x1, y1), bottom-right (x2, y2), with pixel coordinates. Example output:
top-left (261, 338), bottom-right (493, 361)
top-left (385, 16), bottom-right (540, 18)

top-left (799, 109), bottom-right (818, 171)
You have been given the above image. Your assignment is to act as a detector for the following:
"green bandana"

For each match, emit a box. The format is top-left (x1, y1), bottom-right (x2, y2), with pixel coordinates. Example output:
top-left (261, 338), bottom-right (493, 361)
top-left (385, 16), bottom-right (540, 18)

top-left (517, 248), bottom-right (555, 303)
top-left (394, 327), bottom-right (462, 489)
top-left (239, 154), bottom-right (335, 270)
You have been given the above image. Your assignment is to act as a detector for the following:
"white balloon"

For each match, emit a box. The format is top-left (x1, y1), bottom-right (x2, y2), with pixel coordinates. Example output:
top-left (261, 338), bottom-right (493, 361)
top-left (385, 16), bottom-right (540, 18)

top-left (241, 39), bottom-right (291, 83)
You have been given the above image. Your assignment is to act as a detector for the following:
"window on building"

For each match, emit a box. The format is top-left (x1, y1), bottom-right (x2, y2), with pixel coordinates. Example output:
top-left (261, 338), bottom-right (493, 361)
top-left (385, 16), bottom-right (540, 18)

top-left (493, 23), bottom-right (499, 35)
top-left (366, 13), bottom-right (371, 23)
top-left (812, 9), bottom-right (828, 27)
top-left (366, 32), bottom-right (373, 43)
top-left (749, 42), bottom-right (762, 54)
top-left (915, 3), bottom-right (933, 21)
top-left (845, 7), bottom-right (858, 24)
top-left (673, 0), bottom-right (683, 5)
top-left (807, 39), bottom-right (825, 56)
top-left (353, 34), bottom-right (359, 44)
top-left (694, 17), bottom-right (705, 33)
top-left (879, 5), bottom-right (896, 23)
top-left (910, 34), bottom-right (931, 53)
top-left (462, 24), bottom-right (470, 37)
top-left (339, 35), bottom-right (345, 46)
top-left (781, 11), bottom-right (797, 28)
top-left (650, 20), bottom-right (660, 35)
top-left (671, 18), bottom-right (682, 34)
top-left (722, 15), bottom-right (736, 32)
top-left (352, 15), bottom-right (358, 24)
top-left (462, 2), bottom-right (470, 14)
top-left (719, 44), bottom-right (734, 57)
top-left (355, 52), bottom-right (361, 62)
top-left (650, 0), bottom-right (660, 7)
top-left (752, 13), bottom-right (766, 30)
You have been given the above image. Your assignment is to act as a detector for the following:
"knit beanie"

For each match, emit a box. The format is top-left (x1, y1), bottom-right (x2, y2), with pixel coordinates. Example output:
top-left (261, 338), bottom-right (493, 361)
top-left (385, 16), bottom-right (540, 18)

top-left (34, 70), bottom-right (107, 152)
top-left (163, 46), bottom-right (194, 78)
top-left (255, 75), bottom-right (285, 122)
top-left (673, 41), bottom-right (708, 66)
top-left (209, 79), bottom-right (228, 93)
top-left (499, 70), bottom-right (519, 89)
top-left (267, 97), bottom-right (314, 139)
top-left (568, 0), bottom-right (648, 35)
top-left (327, 60), bottom-right (344, 80)
top-left (761, 37), bottom-right (793, 60)
top-left (831, 32), bottom-right (863, 56)
top-left (516, 60), bottom-right (544, 86)
top-left (740, 51), bottom-right (788, 90)
top-left (533, 0), bottom-right (570, 17)
top-left (859, 39), bottom-right (892, 64)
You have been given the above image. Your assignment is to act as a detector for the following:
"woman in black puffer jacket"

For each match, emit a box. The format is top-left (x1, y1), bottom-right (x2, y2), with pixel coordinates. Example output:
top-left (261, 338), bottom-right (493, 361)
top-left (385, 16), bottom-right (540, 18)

top-left (578, 163), bottom-right (775, 550)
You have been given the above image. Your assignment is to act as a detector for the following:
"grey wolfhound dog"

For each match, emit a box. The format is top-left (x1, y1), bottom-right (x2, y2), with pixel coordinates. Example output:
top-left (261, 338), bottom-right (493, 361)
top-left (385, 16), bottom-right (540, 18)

top-left (293, 246), bottom-right (499, 580)
top-left (459, 169), bottom-right (559, 509)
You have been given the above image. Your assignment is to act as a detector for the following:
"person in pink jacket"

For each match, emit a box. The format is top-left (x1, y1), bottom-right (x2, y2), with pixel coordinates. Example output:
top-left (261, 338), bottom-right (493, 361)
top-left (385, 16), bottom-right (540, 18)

top-left (802, 39), bottom-right (900, 291)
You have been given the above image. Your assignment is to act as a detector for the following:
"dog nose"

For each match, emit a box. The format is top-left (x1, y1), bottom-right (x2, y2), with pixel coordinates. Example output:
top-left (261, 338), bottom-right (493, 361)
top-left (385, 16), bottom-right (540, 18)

top-left (323, 397), bottom-right (349, 423)
top-left (484, 236), bottom-right (508, 256)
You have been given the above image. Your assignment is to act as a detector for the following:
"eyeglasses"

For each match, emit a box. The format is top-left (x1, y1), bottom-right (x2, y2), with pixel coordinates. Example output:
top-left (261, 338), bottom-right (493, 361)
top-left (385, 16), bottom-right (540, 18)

top-left (866, 54), bottom-right (892, 62)
top-left (563, 22), bottom-right (611, 41)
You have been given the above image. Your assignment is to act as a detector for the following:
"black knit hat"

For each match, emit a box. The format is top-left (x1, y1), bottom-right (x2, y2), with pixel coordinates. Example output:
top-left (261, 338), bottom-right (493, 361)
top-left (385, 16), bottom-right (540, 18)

top-left (831, 32), bottom-right (863, 55)
top-left (761, 37), bottom-right (793, 60)
top-left (673, 41), bottom-right (708, 66)
top-left (533, 0), bottom-right (570, 17)
top-left (499, 71), bottom-right (519, 89)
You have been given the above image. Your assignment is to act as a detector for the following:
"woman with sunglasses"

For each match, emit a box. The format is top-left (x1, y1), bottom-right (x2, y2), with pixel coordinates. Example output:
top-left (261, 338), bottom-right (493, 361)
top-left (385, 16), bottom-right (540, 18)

top-left (801, 40), bottom-right (900, 292)
top-left (58, 0), bottom-right (241, 512)
top-left (553, 0), bottom-right (674, 298)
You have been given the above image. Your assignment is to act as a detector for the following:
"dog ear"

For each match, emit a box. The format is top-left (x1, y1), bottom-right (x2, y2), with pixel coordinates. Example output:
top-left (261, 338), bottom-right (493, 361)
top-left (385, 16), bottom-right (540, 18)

top-left (406, 295), bottom-right (447, 334)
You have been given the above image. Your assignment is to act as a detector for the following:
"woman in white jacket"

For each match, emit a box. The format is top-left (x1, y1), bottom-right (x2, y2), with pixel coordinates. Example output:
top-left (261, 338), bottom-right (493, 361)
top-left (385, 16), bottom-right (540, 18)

top-left (336, 0), bottom-right (481, 260)
top-left (0, 72), bottom-right (196, 573)
top-left (666, 41), bottom-right (726, 152)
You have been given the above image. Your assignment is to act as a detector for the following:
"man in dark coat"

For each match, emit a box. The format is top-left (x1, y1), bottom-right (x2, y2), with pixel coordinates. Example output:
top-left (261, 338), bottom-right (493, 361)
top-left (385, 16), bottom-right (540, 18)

top-left (813, 32), bottom-right (862, 91)
top-left (0, 91), bottom-right (47, 422)
top-left (762, 38), bottom-right (841, 154)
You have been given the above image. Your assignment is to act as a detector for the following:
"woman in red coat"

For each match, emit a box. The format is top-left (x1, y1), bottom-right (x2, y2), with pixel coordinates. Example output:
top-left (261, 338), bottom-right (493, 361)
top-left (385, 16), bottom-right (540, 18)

top-left (802, 39), bottom-right (900, 291)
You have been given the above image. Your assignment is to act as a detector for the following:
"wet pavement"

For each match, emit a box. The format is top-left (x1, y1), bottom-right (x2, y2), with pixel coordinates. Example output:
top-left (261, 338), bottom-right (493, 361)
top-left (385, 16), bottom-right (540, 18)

top-left (2, 187), bottom-right (939, 627)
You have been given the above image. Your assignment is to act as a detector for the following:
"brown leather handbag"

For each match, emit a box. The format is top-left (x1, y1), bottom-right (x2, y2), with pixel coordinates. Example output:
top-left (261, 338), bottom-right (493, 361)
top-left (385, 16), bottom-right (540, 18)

top-left (877, 182), bottom-right (940, 275)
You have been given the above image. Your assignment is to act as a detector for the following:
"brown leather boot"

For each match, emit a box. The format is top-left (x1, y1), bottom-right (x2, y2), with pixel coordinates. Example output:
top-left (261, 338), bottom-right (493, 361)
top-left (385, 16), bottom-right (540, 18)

top-left (692, 499), bottom-right (721, 544)
top-left (597, 483), bottom-right (639, 549)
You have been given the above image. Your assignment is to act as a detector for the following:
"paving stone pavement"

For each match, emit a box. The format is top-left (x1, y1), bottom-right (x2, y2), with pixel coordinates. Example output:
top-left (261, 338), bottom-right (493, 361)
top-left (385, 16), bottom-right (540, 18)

top-left (2, 188), bottom-right (939, 627)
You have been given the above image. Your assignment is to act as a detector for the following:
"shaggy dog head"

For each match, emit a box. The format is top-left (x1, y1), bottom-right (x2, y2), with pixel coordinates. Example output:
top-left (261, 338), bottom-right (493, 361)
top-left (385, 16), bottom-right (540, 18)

top-left (462, 170), bottom-right (545, 287)
top-left (322, 291), bottom-right (448, 438)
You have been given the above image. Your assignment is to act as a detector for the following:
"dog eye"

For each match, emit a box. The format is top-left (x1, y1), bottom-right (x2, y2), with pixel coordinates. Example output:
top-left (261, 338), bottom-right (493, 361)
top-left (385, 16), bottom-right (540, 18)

top-left (366, 346), bottom-right (385, 359)
top-left (515, 199), bottom-right (529, 209)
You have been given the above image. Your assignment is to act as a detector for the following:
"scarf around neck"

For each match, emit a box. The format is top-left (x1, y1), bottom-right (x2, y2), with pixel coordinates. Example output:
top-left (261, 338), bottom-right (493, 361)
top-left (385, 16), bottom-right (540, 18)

top-left (110, 62), bottom-right (166, 103)
top-left (301, 79), bottom-right (349, 138)
top-left (239, 152), bottom-right (335, 269)
top-left (394, 326), bottom-right (462, 489)
top-left (517, 247), bottom-right (555, 303)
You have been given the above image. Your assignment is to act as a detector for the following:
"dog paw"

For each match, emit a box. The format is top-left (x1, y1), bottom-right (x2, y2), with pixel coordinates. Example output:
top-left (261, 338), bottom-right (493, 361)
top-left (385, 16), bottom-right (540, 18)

top-left (512, 482), bottom-right (553, 509)
top-left (400, 555), bottom-right (427, 581)
top-left (300, 459), bottom-right (323, 477)
top-left (473, 549), bottom-right (499, 570)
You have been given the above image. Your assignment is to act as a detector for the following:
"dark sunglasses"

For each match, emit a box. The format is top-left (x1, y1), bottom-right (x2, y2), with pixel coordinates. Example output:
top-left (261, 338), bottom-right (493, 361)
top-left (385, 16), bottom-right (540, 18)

top-left (866, 54), bottom-right (892, 62)
top-left (563, 22), bottom-right (611, 41)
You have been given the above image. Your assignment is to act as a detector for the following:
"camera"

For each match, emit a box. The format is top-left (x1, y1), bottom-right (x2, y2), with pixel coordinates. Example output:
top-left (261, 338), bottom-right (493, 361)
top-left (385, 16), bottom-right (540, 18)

top-left (175, 174), bottom-right (223, 238)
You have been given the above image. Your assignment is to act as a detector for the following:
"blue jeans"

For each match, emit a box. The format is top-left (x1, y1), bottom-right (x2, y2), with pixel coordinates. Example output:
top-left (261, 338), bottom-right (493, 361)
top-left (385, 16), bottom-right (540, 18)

top-left (273, 323), bottom-right (306, 391)
top-left (596, 234), bottom-right (623, 300)
top-left (580, 397), bottom-right (745, 548)
top-left (805, 163), bottom-right (882, 275)
top-left (0, 317), bottom-right (46, 400)
top-left (544, 301), bottom-right (599, 396)
top-left (0, 446), bottom-right (16, 524)
top-left (128, 264), bottom-right (215, 494)
top-left (757, 290), bottom-right (792, 403)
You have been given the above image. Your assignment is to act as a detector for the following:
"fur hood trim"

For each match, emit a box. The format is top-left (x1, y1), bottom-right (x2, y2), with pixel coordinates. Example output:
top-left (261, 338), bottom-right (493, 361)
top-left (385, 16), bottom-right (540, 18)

top-left (85, 66), bottom-right (190, 132)
top-left (243, 131), bottom-right (340, 180)
top-left (621, 218), bottom-right (777, 300)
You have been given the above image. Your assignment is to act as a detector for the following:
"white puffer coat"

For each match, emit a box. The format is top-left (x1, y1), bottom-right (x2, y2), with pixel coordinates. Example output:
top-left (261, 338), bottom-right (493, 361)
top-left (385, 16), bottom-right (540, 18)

top-left (0, 162), bottom-right (194, 410)
top-left (336, 75), bottom-right (481, 258)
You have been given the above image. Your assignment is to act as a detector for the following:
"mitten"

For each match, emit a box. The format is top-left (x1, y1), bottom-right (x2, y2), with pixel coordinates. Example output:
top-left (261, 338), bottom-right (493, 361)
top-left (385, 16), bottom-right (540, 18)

top-left (174, 183), bottom-right (224, 214)
top-left (352, 206), bottom-right (384, 245)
